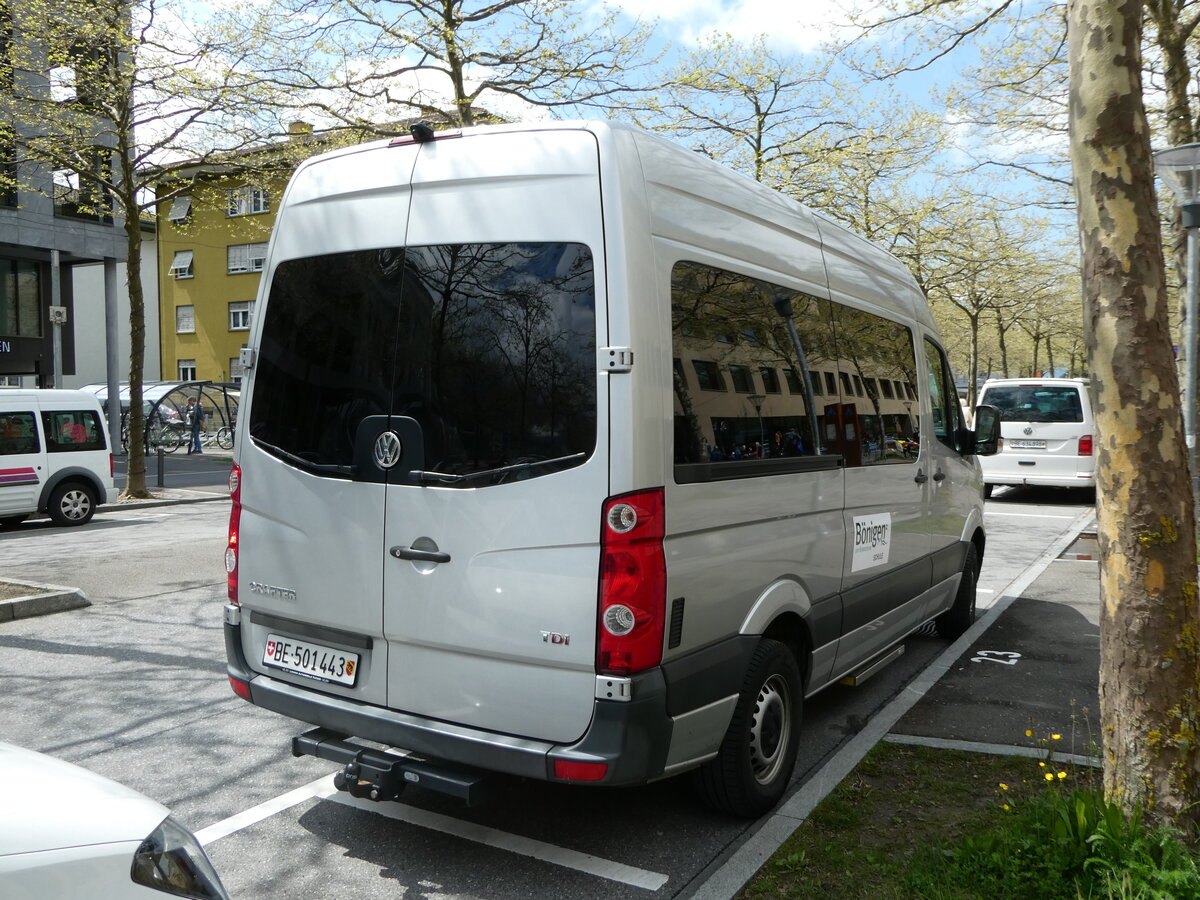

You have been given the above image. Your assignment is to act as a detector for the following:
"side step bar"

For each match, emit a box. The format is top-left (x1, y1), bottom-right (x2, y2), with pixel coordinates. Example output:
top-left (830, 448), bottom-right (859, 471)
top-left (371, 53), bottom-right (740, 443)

top-left (839, 644), bottom-right (906, 687)
top-left (292, 727), bottom-right (493, 806)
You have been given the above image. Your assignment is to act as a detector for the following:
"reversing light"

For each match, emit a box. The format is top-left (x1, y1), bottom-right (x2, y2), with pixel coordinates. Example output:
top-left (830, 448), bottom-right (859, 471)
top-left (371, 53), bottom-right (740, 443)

top-left (603, 604), bottom-right (636, 636)
top-left (606, 503), bottom-right (638, 534)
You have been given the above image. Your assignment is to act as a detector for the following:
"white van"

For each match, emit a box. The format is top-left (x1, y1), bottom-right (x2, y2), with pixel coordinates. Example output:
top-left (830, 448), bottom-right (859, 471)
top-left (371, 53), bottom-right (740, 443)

top-left (976, 378), bottom-right (1094, 497)
top-left (0, 389), bottom-right (115, 527)
top-left (222, 121), bottom-right (1000, 817)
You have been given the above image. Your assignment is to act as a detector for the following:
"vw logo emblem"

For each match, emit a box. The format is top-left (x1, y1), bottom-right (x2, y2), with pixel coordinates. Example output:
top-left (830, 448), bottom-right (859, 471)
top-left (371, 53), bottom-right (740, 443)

top-left (373, 431), bottom-right (403, 469)
top-left (1023, 426), bottom-right (1033, 435)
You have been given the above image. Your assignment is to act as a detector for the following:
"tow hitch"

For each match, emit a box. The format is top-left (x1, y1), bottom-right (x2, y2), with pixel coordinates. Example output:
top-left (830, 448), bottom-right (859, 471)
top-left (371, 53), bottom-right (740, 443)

top-left (292, 728), bottom-right (493, 806)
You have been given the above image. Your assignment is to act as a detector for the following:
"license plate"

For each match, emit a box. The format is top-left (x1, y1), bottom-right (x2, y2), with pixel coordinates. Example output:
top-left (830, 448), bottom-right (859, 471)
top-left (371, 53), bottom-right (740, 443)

top-left (1007, 439), bottom-right (1046, 449)
top-left (262, 633), bottom-right (359, 686)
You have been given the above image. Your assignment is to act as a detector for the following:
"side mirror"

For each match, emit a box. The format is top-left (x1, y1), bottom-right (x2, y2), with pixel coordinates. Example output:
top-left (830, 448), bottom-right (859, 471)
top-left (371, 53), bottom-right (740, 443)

top-left (971, 405), bottom-right (1001, 456)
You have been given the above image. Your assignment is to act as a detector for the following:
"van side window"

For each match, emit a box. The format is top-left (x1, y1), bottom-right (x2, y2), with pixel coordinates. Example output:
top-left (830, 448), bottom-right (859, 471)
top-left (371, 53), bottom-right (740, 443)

top-left (0, 411), bottom-right (38, 454)
top-left (671, 262), bottom-right (839, 479)
top-left (671, 261), bottom-right (920, 480)
top-left (42, 411), bottom-right (105, 452)
top-left (923, 338), bottom-right (964, 451)
top-left (826, 303), bottom-right (920, 468)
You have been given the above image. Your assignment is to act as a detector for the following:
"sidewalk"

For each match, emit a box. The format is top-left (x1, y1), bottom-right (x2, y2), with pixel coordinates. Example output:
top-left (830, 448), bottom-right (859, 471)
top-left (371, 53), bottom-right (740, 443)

top-left (0, 487), bottom-right (229, 621)
top-left (694, 512), bottom-right (1098, 898)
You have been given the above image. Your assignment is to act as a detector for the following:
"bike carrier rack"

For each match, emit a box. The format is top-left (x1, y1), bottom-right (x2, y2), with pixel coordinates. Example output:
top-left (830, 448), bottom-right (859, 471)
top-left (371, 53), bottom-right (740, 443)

top-left (292, 727), bottom-right (493, 806)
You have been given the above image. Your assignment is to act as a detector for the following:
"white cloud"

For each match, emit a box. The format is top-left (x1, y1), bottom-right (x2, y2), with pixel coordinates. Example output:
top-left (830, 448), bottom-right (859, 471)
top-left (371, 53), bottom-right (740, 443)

top-left (609, 0), bottom-right (866, 52)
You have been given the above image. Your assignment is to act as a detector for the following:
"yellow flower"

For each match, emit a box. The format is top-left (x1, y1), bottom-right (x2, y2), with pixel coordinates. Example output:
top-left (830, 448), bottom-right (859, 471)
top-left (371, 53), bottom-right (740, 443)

top-left (1045, 773), bottom-right (1054, 781)
top-left (1057, 772), bottom-right (1067, 780)
top-left (1026, 730), bottom-right (1033, 737)
top-left (1002, 803), bottom-right (1010, 810)
top-left (1039, 761), bottom-right (1046, 767)
top-left (999, 783), bottom-right (1009, 791)
top-left (1051, 734), bottom-right (1062, 741)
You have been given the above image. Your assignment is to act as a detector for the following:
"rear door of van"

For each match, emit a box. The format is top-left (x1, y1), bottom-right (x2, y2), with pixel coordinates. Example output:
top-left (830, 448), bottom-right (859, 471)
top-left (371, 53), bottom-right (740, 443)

top-left (380, 131), bottom-right (608, 743)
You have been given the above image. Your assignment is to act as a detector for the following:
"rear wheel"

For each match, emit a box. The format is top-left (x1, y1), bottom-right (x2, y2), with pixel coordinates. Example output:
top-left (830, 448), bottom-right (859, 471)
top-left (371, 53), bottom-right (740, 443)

top-left (215, 426), bottom-right (234, 450)
top-left (48, 482), bottom-right (97, 526)
top-left (694, 638), bottom-right (802, 818)
top-left (937, 543), bottom-right (979, 639)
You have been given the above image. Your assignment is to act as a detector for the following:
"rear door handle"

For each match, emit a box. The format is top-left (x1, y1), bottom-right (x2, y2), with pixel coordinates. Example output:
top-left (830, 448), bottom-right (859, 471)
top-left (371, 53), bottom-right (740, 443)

top-left (914, 469), bottom-right (928, 484)
top-left (933, 470), bottom-right (947, 482)
top-left (390, 546), bottom-right (451, 564)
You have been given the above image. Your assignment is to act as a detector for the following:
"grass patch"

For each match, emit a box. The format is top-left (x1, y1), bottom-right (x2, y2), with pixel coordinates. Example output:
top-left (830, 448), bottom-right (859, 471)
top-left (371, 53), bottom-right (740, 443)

top-left (740, 742), bottom-right (1200, 900)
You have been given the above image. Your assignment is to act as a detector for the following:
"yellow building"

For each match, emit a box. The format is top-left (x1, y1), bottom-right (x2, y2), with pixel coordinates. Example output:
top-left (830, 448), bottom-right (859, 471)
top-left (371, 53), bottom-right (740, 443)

top-left (156, 170), bottom-right (284, 385)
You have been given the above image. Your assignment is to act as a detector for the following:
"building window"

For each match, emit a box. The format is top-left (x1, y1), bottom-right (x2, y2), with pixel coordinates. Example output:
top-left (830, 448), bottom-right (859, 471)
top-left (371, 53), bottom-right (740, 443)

top-left (229, 300), bottom-right (254, 330)
top-left (175, 305), bottom-right (195, 334)
top-left (226, 185), bottom-right (269, 217)
top-left (167, 195), bottom-right (191, 223)
top-left (692, 359), bottom-right (725, 391)
top-left (784, 367), bottom-right (802, 393)
top-left (839, 372), bottom-right (852, 396)
top-left (880, 378), bottom-right (895, 399)
top-left (823, 371), bottom-right (837, 395)
top-left (177, 359), bottom-right (196, 381)
top-left (728, 364), bottom-right (754, 393)
top-left (759, 367), bottom-right (780, 393)
top-left (0, 258), bottom-right (41, 338)
top-left (169, 250), bottom-right (193, 279)
top-left (227, 242), bottom-right (268, 274)
top-left (230, 356), bottom-right (243, 385)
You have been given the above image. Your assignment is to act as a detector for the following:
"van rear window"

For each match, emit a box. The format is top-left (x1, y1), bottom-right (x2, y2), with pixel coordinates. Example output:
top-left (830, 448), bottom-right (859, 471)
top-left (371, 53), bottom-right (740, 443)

top-left (42, 411), bottom-right (106, 452)
top-left (980, 385), bottom-right (1084, 423)
top-left (249, 242), bottom-right (596, 484)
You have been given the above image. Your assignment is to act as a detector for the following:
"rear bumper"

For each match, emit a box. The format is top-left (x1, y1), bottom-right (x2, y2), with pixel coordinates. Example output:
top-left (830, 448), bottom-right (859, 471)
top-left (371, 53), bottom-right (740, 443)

top-left (984, 472), bottom-right (1095, 489)
top-left (225, 610), bottom-right (753, 786)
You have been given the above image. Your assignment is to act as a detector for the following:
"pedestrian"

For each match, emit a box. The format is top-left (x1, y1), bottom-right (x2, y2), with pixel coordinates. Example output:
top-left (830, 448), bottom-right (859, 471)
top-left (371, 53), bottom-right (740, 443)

top-left (187, 397), bottom-right (205, 453)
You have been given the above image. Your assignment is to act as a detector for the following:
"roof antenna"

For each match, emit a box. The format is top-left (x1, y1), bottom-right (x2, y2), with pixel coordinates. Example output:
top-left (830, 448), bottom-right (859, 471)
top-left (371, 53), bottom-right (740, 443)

top-left (410, 122), bottom-right (435, 143)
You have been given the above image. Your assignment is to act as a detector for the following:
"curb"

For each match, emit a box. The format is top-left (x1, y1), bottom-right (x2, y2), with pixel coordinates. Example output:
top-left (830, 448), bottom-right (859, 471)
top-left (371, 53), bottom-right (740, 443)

top-left (107, 492), bottom-right (229, 512)
top-left (0, 578), bottom-right (90, 622)
top-left (687, 508), bottom-right (1097, 900)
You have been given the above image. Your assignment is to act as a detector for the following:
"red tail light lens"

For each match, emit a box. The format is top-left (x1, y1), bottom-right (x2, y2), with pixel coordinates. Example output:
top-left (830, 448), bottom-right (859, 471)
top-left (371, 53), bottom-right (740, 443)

top-left (1079, 435), bottom-right (1093, 457)
top-left (553, 760), bottom-right (608, 782)
top-left (226, 464), bottom-right (241, 604)
top-left (109, 453), bottom-right (115, 479)
top-left (597, 489), bottom-right (666, 675)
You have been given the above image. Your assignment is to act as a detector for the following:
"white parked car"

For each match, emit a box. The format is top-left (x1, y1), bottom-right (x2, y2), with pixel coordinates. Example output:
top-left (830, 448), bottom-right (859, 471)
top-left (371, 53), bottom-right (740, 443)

top-left (0, 742), bottom-right (230, 899)
top-left (976, 377), bottom-right (1095, 497)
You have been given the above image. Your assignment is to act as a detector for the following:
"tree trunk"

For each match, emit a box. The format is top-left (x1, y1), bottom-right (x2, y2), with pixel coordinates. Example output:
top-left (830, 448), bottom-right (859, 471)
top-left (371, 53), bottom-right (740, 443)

top-left (1068, 0), bottom-right (1200, 832)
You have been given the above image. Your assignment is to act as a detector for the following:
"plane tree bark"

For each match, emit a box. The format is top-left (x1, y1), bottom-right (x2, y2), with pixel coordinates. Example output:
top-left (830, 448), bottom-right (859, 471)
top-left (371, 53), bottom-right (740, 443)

top-left (1068, 0), bottom-right (1200, 831)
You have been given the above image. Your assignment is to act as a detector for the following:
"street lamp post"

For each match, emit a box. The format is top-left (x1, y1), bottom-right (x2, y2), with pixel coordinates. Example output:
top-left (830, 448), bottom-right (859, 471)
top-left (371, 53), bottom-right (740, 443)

top-left (747, 393), bottom-right (766, 456)
top-left (1153, 144), bottom-right (1200, 525)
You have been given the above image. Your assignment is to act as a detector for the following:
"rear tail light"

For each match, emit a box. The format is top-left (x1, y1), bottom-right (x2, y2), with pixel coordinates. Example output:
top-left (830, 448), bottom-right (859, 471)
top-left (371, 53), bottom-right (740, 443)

top-left (226, 464), bottom-right (241, 604)
top-left (1079, 434), bottom-right (1093, 457)
top-left (597, 489), bottom-right (666, 676)
top-left (553, 759), bottom-right (608, 782)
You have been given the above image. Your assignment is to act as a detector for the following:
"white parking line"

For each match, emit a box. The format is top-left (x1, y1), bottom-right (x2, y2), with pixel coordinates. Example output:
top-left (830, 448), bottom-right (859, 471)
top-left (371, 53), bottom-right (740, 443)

top-left (195, 774), bottom-right (337, 845)
top-left (194, 771), bottom-right (670, 892)
top-left (330, 790), bottom-right (670, 891)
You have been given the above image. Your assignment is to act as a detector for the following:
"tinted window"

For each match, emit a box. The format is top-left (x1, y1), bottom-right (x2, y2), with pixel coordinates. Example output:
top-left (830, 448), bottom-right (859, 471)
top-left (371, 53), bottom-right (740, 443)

top-left (42, 410), bottom-right (105, 452)
top-left (980, 385), bottom-right (1084, 423)
top-left (250, 243), bottom-right (596, 486)
top-left (924, 338), bottom-right (964, 451)
top-left (0, 411), bottom-right (37, 454)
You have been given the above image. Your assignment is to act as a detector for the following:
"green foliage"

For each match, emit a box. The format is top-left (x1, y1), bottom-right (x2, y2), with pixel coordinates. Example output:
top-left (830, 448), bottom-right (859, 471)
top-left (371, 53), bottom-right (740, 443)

top-left (919, 788), bottom-right (1200, 900)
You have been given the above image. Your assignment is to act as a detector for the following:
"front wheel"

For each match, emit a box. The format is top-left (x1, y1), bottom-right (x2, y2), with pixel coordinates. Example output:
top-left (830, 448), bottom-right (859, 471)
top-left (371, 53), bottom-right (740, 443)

top-left (215, 426), bottom-right (234, 450)
top-left (48, 482), bottom-right (97, 526)
top-left (694, 638), bottom-right (802, 818)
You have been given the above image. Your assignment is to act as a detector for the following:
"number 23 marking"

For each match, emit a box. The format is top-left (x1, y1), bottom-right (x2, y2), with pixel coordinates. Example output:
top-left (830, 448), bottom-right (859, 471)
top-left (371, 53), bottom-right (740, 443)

top-left (972, 650), bottom-right (1022, 666)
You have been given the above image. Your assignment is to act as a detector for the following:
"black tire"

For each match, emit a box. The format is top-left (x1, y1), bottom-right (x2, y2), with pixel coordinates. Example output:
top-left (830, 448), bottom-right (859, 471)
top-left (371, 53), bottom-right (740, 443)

top-left (0, 514), bottom-right (28, 528)
top-left (982, 483), bottom-right (994, 499)
top-left (48, 482), bottom-right (97, 527)
top-left (216, 426), bottom-right (234, 450)
top-left (695, 638), bottom-right (802, 818)
top-left (936, 543), bottom-right (979, 639)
